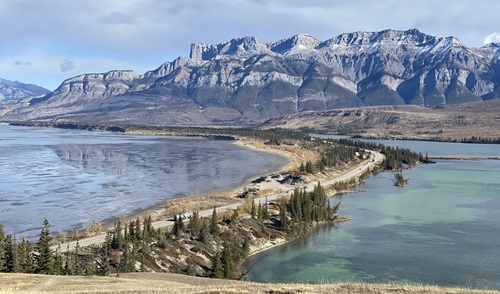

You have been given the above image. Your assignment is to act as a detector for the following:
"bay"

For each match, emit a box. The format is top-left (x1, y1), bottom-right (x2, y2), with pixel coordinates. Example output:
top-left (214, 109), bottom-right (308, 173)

top-left (248, 140), bottom-right (500, 290)
top-left (0, 125), bottom-right (289, 240)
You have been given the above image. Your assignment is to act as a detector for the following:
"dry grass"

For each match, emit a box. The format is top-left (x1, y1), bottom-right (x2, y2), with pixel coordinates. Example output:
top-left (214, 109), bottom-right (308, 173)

top-left (161, 192), bottom-right (239, 219)
top-left (238, 139), bottom-right (319, 172)
top-left (1, 273), bottom-right (498, 294)
top-left (262, 100), bottom-right (500, 141)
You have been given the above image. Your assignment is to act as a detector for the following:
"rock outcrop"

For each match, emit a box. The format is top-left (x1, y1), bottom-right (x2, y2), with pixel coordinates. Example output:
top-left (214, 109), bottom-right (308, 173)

top-left (2, 29), bottom-right (500, 125)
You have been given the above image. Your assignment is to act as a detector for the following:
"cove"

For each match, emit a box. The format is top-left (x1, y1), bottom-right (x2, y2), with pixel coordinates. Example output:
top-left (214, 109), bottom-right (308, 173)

top-left (248, 141), bottom-right (500, 290)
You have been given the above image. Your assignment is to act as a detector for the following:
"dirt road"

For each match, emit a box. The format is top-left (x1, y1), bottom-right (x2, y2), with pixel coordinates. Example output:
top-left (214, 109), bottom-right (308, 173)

top-left (53, 150), bottom-right (384, 253)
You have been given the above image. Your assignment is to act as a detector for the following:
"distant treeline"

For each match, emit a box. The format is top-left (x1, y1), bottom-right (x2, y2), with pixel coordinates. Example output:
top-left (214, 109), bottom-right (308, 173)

top-left (8, 121), bottom-right (311, 143)
top-left (330, 138), bottom-right (432, 170)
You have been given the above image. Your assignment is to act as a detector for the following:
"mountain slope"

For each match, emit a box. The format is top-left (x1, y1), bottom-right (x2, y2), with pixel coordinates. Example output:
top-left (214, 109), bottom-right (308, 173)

top-left (0, 78), bottom-right (50, 103)
top-left (2, 29), bottom-right (500, 125)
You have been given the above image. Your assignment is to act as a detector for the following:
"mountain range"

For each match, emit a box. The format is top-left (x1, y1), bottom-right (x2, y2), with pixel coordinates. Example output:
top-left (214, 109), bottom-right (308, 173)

top-left (1, 28), bottom-right (499, 125)
top-left (0, 78), bottom-right (50, 104)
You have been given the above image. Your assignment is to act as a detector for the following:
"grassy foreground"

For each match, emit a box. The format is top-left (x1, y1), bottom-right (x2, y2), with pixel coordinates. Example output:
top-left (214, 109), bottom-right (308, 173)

top-left (1, 273), bottom-right (498, 294)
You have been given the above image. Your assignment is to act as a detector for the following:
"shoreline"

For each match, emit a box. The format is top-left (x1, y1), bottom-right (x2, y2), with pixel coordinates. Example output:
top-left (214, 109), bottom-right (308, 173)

top-left (52, 131), bottom-right (383, 253)
top-left (92, 137), bottom-right (296, 235)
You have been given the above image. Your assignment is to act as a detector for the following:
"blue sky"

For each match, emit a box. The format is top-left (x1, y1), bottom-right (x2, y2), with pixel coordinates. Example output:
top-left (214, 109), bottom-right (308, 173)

top-left (1, 0), bottom-right (499, 90)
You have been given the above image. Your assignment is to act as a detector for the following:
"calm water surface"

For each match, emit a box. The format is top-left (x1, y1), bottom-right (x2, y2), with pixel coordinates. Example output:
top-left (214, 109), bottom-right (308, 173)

top-left (0, 125), bottom-right (288, 239)
top-left (249, 139), bottom-right (500, 289)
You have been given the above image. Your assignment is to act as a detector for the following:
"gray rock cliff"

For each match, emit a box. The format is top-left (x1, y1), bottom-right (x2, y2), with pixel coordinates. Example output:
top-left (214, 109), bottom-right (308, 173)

top-left (2, 29), bottom-right (499, 125)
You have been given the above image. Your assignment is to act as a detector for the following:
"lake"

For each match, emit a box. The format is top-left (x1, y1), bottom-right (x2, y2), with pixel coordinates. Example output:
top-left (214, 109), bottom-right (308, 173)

top-left (0, 125), bottom-right (289, 240)
top-left (248, 139), bottom-right (500, 290)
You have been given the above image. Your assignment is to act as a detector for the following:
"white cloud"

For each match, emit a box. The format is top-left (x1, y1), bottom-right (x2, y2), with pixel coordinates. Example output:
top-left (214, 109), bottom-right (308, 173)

top-left (1, 0), bottom-right (499, 89)
top-left (483, 32), bottom-right (500, 45)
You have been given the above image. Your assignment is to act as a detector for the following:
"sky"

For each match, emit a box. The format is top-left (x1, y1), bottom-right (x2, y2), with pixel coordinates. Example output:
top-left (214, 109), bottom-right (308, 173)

top-left (1, 0), bottom-right (500, 90)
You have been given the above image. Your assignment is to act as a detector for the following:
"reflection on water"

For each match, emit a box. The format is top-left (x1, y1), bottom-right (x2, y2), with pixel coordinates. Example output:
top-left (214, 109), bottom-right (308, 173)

top-left (249, 145), bottom-right (500, 289)
top-left (0, 125), bottom-right (289, 240)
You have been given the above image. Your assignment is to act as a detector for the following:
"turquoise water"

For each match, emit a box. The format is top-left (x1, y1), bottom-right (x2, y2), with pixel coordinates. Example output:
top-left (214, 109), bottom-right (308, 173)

top-left (249, 151), bottom-right (500, 289)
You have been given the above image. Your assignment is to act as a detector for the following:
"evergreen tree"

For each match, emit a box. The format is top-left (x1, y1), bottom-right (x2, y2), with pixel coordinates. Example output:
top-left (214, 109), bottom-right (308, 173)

top-left (2, 234), bottom-right (15, 272)
top-left (111, 221), bottom-right (124, 250)
top-left (279, 199), bottom-right (289, 231)
top-left (257, 202), bottom-right (263, 221)
top-left (73, 241), bottom-right (82, 275)
top-left (17, 236), bottom-right (34, 273)
top-left (128, 220), bottom-right (136, 242)
top-left (171, 215), bottom-right (180, 237)
top-left (262, 197), bottom-right (270, 220)
top-left (198, 221), bottom-right (209, 245)
top-left (210, 207), bottom-right (220, 235)
top-left (177, 214), bottom-right (185, 233)
top-left (135, 217), bottom-right (141, 240)
top-left (35, 219), bottom-right (54, 274)
top-left (250, 199), bottom-right (256, 220)
top-left (97, 245), bottom-right (110, 276)
top-left (221, 241), bottom-right (234, 279)
top-left (143, 215), bottom-right (155, 240)
top-left (121, 246), bottom-right (134, 273)
top-left (188, 211), bottom-right (201, 235)
top-left (326, 200), bottom-right (333, 221)
top-left (0, 225), bottom-right (5, 272)
top-left (211, 252), bottom-right (224, 279)
top-left (53, 250), bottom-right (64, 275)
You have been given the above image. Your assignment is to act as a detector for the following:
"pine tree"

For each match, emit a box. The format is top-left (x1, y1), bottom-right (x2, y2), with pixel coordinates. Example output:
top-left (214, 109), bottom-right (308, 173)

top-left (143, 215), bottom-right (155, 240)
top-left (262, 197), bottom-right (270, 220)
top-left (0, 225), bottom-right (5, 272)
top-left (210, 207), bottom-right (219, 235)
top-left (128, 220), bottom-right (136, 242)
top-left (279, 199), bottom-right (289, 231)
top-left (198, 221), bottom-right (209, 245)
top-left (121, 246), bottom-right (134, 273)
top-left (257, 202), bottom-right (263, 221)
top-left (177, 214), bottom-right (185, 233)
top-left (188, 211), bottom-right (201, 235)
top-left (73, 241), bottom-right (82, 275)
top-left (250, 199), bottom-right (256, 220)
top-left (97, 245), bottom-right (110, 276)
top-left (135, 217), bottom-right (141, 240)
top-left (111, 221), bottom-right (124, 250)
top-left (2, 234), bottom-right (15, 272)
top-left (53, 250), bottom-right (64, 275)
top-left (211, 252), bottom-right (224, 279)
top-left (221, 241), bottom-right (234, 279)
top-left (35, 219), bottom-right (54, 274)
top-left (171, 215), bottom-right (180, 237)
top-left (17, 236), bottom-right (34, 273)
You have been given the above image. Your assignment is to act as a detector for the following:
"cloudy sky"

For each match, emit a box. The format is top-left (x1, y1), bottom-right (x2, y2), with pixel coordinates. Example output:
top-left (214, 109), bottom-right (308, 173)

top-left (1, 0), bottom-right (499, 90)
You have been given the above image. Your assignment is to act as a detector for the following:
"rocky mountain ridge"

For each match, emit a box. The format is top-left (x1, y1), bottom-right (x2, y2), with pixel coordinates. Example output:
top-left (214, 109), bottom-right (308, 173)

top-left (0, 78), bottom-right (50, 103)
top-left (2, 28), bottom-right (500, 125)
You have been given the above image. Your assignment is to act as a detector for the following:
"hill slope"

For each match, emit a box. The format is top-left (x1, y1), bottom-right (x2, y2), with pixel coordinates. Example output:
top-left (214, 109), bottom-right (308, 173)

top-left (261, 100), bottom-right (500, 141)
top-left (0, 78), bottom-right (50, 103)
